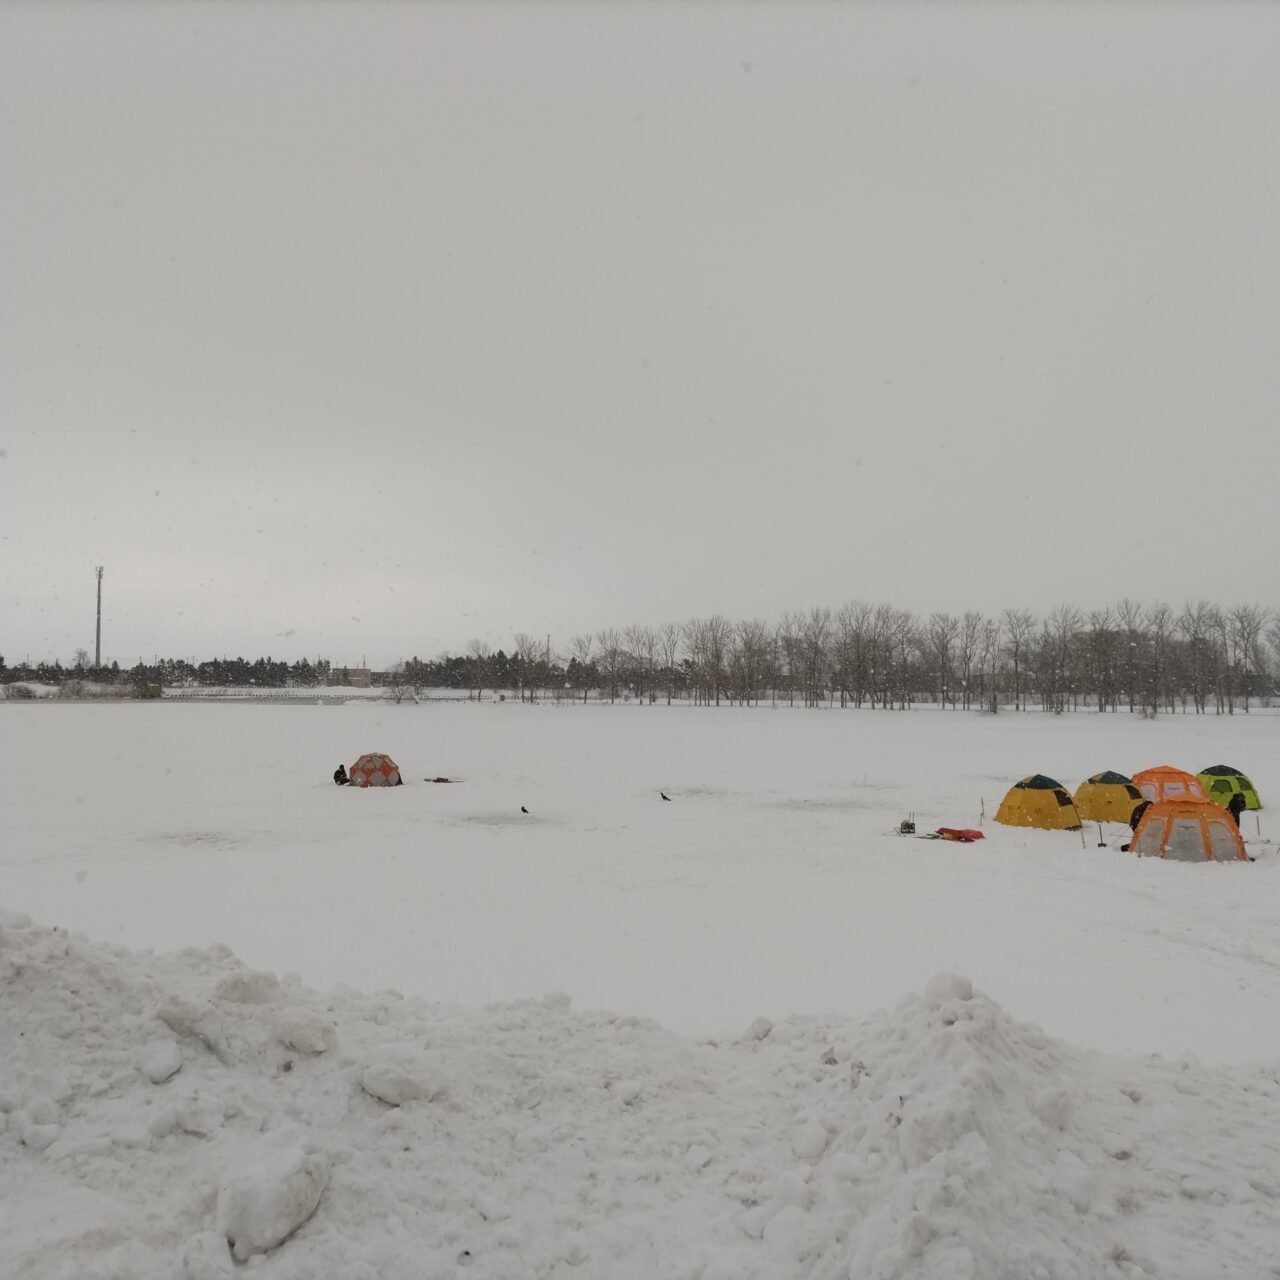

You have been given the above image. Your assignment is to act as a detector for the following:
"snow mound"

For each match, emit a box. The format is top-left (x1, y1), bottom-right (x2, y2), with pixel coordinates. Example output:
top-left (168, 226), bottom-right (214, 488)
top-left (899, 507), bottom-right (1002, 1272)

top-left (1, 916), bottom-right (1277, 1279)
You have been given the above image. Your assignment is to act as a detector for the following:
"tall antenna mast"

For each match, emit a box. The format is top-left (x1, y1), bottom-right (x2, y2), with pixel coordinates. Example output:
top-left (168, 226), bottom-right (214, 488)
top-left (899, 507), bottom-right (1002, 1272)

top-left (95, 565), bottom-right (104, 667)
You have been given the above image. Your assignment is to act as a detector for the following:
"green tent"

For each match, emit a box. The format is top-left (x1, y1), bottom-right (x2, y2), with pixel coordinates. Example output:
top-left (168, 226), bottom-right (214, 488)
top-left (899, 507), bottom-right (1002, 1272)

top-left (1197, 765), bottom-right (1262, 811)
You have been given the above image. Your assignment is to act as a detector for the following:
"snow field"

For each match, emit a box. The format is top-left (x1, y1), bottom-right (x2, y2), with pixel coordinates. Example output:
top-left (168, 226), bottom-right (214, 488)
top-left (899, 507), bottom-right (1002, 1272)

top-left (1, 702), bottom-right (1276, 1060)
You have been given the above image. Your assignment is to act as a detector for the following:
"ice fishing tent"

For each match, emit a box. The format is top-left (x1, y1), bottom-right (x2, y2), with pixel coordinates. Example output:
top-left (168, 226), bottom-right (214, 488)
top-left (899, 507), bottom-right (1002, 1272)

top-left (1073, 771), bottom-right (1144, 823)
top-left (349, 753), bottom-right (402, 787)
top-left (1130, 797), bottom-right (1247, 862)
top-left (1132, 765), bottom-right (1204, 805)
top-left (994, 775), bottom-right (1082, 830)
top-left (1197, 765), bottom-right (1262, 811)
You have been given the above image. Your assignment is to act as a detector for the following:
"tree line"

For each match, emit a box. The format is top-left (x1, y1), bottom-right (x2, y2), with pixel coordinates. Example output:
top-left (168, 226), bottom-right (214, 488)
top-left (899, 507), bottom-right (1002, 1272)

top-left (3, 599), bottom-right (1276, 713)
top-left (0, 654), bottom-right (333, 696)
top-left (418, 601), bottom-right (1276, 715)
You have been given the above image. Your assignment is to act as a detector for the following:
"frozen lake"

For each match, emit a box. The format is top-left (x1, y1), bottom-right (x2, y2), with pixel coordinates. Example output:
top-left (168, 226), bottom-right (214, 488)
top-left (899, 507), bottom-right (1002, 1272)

top-left (2, 700), bottom-right (1277, 1062)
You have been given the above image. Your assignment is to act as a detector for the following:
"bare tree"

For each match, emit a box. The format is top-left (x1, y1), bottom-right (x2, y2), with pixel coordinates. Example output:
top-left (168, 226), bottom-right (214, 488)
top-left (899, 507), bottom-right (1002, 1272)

top-left (1266, 610), bottom-right (1280, 703)
top-left (1116, 597), bottom-right (1144, 713)
top-left (1228, 605), bottom-right (1268, 712)
top-left (512, 632), bottom-right (541, 703)
top-left (1085, 606), bottom-right (1116, 712)
top-left (384, 660), bottom-right (417, 705)
top-left (657, 622), bottom-right (683, 704)
top-left (623, 624), bottom-right (659, 704)
top-left (774, 612), bottom-right (801, 707)
top-left (926, 612), bottom-right (960, 708)
top-left (1176, 602), bottom-right (1217, 714)
top-left (730, 618), bottom-right (770, 706)
top-left (465, 638), bottom-right (492, 701)
top-left (1143, 602), bottom-right (1174, 715)
top-left (980, 617), bottom-right (1003, 713)
top-left (1038, 604), bottom-right (1082, 714)
top-left (569, 633), bottom-right (594, 704)
top-left (1002, 608), bottom-right (1036, 711)
top-left (957, 611), bottom-right (983, 710)
top-left (799, 607), bottom-right (832, 707)
top-left (703, 615), bottom-right (733, 706)
top-left (596, 627), bottom-right (625, 702)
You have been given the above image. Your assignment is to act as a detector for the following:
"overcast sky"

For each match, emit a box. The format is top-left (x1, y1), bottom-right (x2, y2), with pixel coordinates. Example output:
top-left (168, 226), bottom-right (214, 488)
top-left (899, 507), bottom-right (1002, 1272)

top-left (3, 1), bottom-right (1277, 668)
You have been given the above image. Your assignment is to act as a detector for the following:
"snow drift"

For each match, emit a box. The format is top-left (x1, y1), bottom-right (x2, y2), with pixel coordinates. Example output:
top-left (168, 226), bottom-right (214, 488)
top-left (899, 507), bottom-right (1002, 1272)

top-left (2, 912), bottom-right (1277, 1279)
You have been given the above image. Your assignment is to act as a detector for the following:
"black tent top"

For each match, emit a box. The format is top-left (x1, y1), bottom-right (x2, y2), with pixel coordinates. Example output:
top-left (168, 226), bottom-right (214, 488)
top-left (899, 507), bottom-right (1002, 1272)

top-left (1199, 764), bottom-right (1244, 777)
top-left (1017, 774), bottom-right (1065, 790)
top-left (1087, 770), bottom-right (1133, 785)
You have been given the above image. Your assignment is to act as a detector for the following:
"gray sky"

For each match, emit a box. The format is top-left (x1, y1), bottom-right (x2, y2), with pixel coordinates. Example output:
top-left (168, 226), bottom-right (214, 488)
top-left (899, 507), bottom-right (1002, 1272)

top-left (3, 1), bottom-right (1278, 668)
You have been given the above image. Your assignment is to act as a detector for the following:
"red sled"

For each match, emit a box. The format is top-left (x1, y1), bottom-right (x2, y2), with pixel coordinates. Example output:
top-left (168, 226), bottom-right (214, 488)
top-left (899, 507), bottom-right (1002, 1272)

top-left (935, 827), bottom-right (984, 842)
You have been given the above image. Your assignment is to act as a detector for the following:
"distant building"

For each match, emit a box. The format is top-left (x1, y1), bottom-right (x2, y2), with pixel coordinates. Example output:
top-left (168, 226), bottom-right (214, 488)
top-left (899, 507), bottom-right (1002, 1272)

top-left (325, 665), bottom-right (389, 686)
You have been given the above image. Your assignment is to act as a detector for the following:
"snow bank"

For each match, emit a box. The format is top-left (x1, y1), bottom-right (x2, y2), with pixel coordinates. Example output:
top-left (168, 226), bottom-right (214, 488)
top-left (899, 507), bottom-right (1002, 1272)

top-left (1, 912), bottom-right (1277, 1279)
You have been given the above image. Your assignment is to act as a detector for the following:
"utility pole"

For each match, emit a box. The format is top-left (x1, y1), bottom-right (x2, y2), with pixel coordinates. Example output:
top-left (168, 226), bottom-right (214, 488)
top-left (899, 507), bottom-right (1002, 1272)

top-left (94, 566), bottom-right (104, 668)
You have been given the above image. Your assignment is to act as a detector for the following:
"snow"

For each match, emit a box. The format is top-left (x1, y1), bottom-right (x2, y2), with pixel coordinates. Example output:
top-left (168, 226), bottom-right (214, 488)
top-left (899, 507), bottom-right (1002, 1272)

top-left (2, 910), bottom-right (1279, 1278)
top-left (1, 701), bottom-right (1278, 1275)
top-left (359, 1046), bottom-right (450, 1105)
top-left (2, 701), bottom-right (1275, 1059)
top-left (139, 1039), bottom-right (183, 1084)
top-left (215, 1128), bottom-right (330, 1259)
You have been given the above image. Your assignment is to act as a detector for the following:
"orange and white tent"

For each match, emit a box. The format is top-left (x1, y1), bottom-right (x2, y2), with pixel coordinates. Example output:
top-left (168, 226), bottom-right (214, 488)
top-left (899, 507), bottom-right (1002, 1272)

top-left (349, 753), bottom-right (402, 787)
top-left (1132, 765), bottom-right (1204, 805)
top-left (1130, 796), bottom-right (1246, 862)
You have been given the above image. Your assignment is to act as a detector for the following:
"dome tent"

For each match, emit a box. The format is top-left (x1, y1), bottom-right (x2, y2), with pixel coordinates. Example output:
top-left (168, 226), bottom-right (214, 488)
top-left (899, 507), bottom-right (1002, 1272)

top-left (1132, 765), bottom-right (1204, 806)
top-left (1130, 797), bottom-right (1247, 863)
top-left (1073, 771), bottom-right (1144, 824)
top-left (995, 775), bottom-right (1082, 830)
top-left (349, 753), bottom-right (402, 787)
top-left (1197, 765), bottom-right (1262, 811)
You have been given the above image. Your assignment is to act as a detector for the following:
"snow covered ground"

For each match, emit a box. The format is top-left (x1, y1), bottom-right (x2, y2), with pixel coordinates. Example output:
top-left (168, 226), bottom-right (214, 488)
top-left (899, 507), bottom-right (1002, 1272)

top-left (2, 702), bottom-right (1278, 1277)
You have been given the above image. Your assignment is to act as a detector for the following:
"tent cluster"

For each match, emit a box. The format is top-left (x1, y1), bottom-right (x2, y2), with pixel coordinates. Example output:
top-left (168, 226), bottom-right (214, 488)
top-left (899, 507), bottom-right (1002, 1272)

top-left (994, 764), bottom-right (1261, 864)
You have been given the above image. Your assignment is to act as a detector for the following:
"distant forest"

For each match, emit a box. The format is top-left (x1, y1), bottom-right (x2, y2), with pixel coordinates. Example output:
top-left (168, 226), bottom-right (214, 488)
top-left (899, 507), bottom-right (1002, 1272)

top-left (3, 600), bottom-right (1277, 714)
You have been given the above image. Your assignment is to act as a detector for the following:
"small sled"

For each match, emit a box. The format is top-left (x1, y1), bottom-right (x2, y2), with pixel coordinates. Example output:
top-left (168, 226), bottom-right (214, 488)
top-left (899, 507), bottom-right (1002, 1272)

top-left (891, 816), bottom-right (984, 843)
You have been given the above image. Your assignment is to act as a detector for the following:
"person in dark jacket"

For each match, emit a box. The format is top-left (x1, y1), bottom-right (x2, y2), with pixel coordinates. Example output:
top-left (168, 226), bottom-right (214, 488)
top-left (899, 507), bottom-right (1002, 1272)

top-left (334, 764), bottom-right (349, 786)
top-left (1121, 798), bottom-right (1151, 851)
top-left (1227, 790), bottom-right (1246, 827)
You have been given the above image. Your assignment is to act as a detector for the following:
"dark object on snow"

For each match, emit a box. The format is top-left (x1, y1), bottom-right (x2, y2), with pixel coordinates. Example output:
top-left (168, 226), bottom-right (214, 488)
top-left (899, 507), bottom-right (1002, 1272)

top-left (333, 764), bottom-right (349, 786)
top-left (1227, 791), bottom-right (1246, 826)
top-left (898, 817), bottom-right (916, 834)
top-left (661, 791), bottom-right (671, 801)
top-left (1128, 799), bottom-right (1151, 832)
top-left (428, 776), bottom-right (454, 783)
top-left (521, 806), bottom-right (529, 814)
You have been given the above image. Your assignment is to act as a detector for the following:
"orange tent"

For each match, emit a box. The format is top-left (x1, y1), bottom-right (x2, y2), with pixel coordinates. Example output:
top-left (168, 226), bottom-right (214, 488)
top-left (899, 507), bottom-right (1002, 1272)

top-left (1132, 765), bottom-right (1205, 805)
top-left (349, 753), bottom-right (402, 787)
top-left (1130, 796), bottom-right (1246, 862)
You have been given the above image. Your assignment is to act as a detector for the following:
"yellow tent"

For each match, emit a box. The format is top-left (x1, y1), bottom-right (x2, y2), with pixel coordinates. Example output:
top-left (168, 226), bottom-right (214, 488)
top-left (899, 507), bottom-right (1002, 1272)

top-left (1073, 771), bottom-right (1144, 824)
top-left (995, 775), bottom-right (1082, 830)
